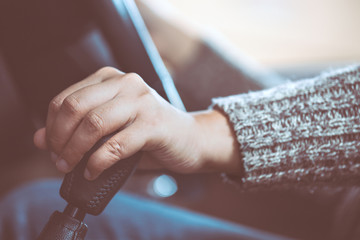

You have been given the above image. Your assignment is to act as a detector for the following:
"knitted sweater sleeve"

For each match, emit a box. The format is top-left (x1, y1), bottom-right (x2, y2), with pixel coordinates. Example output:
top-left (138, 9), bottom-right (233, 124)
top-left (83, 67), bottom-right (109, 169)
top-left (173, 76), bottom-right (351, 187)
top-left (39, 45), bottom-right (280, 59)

top-left (212, 65), bottom-right (360, 188)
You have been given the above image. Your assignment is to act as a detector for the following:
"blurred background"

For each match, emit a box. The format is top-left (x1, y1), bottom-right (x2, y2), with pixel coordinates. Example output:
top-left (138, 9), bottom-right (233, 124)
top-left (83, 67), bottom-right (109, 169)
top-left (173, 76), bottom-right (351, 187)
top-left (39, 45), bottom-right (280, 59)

top-left (151, 0), bottom-right (360, 67)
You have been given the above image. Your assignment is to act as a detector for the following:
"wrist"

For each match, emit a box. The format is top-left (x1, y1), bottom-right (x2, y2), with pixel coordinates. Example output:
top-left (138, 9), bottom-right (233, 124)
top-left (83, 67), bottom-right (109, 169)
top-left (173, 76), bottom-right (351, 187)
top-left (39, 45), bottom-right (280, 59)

top-left (191, 109), bottom-right (242, 174)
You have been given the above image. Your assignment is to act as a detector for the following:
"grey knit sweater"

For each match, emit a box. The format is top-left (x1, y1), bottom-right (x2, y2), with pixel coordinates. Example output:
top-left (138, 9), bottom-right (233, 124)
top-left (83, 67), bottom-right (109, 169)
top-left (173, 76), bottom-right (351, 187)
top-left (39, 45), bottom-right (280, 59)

top-left (212, 65), bottom-right (360, 188)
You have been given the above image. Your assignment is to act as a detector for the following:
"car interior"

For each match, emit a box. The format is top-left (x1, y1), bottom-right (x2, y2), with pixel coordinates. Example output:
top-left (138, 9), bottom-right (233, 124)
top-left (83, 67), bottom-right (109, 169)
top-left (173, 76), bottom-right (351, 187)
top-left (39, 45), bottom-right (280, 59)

top-left (1, 0), bottom-right (359, 239)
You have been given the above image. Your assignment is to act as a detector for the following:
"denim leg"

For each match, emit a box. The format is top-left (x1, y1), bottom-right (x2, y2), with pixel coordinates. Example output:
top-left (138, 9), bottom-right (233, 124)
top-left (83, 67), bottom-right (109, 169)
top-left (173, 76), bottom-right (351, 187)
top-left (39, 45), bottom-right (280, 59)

top-left (0, 180), bottom-right (288, 240)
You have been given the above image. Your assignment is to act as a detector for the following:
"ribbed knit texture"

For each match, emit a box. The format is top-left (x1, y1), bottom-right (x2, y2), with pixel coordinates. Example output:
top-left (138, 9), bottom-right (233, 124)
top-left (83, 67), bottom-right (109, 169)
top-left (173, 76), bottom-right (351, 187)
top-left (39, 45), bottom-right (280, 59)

top-left (212, 65), bottom-right (360, 188)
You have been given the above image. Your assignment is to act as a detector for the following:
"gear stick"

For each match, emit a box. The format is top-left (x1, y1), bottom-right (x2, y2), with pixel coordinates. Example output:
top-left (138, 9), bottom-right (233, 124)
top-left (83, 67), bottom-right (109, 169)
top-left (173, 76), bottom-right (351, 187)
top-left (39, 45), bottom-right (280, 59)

top-left (38, 134), bottom-right (141, 240)
top-left (37, 0), bottom-right (185, 238)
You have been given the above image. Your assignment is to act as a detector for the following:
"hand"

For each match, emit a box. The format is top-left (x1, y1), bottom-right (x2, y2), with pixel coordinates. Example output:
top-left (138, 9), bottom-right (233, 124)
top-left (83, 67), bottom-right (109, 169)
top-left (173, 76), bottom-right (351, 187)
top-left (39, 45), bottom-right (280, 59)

top-left (33, 67), bottom-right (241, 180)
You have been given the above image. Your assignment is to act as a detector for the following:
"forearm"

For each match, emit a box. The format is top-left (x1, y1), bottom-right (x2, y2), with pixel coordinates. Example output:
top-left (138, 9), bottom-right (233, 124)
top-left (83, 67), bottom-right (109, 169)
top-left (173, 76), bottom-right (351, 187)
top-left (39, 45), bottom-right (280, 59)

top-left (212, 65), bottom-right (360, 188)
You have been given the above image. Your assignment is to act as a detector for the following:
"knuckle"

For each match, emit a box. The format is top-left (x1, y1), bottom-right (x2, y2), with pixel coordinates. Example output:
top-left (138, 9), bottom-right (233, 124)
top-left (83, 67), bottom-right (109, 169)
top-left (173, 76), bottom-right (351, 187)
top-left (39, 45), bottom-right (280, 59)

top-left (105, 139), bottom-right (126, 160)
top-left (62, 95), bottom-right (82, 115)
top-left (97, 66), bottom-right (120, 76)
top-left (125, 72), bottom-right (142, 81)
top-left (49, 96), bottom-right (63, 113)
top-left (83, 112), bottom-right (105, 135)
top-left (124, 73), bottom-right (149, 95)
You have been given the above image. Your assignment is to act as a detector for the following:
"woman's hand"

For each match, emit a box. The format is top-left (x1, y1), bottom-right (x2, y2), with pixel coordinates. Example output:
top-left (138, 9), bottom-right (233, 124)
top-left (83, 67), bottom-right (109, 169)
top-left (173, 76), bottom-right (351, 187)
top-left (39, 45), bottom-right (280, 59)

top-left (33, 67), bottom-right (241, 180)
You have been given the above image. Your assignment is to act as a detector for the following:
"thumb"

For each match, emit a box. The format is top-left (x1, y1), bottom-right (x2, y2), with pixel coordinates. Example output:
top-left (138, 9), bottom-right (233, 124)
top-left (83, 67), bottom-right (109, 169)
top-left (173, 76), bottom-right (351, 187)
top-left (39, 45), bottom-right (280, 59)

top-left (33, 128), bottom-right (48, 150)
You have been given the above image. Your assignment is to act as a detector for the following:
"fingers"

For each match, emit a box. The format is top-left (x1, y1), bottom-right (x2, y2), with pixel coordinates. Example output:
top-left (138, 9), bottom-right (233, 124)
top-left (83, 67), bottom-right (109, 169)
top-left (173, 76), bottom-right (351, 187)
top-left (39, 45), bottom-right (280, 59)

top-left (46, 67), bottom-right (122, 150)
top-left (56, 96), bottom-right (138, 172)
top-left (38, 68), bottom-right (158, 179)
top-left (48, 77), bottom-right (125, 155)
top-left (85, 122), bottom-right (148, 180)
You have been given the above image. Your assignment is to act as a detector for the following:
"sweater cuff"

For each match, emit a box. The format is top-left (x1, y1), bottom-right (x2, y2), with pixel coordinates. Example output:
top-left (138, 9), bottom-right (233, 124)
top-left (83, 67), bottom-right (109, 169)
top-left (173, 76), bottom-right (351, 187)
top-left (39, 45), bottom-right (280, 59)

top-left (212, 65), bottom-right (360, 188)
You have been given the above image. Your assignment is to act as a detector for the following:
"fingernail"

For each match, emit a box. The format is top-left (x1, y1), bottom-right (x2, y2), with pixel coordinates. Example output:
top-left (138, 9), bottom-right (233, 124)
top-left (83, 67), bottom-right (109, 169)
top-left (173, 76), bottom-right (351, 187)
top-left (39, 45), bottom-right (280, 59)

top-left (50, 152), bottom-right (58, 162)
top-left (56, 158), bottom-right (70, 172)
top-left (84, 168), bottom-right (92, 180)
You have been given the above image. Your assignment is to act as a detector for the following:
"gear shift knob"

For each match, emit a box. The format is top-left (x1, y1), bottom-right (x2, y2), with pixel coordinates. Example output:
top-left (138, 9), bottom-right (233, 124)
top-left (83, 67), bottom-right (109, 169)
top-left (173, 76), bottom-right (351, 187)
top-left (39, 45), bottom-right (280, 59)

top-left (60, 134), bottom-right (141, 216)
top-left (38, 135), bottom-right (140, 240)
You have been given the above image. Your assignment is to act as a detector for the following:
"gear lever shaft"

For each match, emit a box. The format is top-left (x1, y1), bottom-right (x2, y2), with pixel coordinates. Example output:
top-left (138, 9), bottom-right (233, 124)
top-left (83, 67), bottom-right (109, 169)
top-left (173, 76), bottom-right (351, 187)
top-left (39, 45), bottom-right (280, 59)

top-left (38, 134), bottom-right (141, 240)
